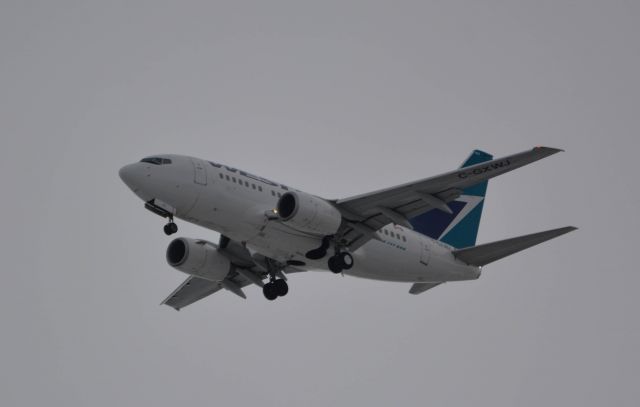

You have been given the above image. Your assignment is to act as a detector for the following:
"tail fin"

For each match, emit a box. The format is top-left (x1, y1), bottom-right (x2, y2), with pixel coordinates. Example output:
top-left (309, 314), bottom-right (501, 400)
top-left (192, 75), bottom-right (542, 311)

top-left (409, 150), bottom-right (493, 248)
top-left (452, 226), bottom-right (577, 266)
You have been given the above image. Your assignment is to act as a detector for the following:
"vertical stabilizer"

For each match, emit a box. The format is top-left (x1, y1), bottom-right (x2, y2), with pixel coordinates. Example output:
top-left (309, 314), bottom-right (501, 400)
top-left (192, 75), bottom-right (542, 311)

top-left (409, 150), bottom-right (492, 248)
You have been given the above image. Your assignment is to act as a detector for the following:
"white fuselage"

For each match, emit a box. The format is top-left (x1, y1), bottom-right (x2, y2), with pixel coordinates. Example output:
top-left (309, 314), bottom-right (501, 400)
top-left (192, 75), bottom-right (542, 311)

top-left (119, 155), bottom-right (481, 284)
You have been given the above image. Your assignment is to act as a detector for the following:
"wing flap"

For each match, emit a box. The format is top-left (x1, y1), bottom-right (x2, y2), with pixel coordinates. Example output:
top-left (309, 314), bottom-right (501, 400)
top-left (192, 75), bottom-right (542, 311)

top-left (452, 226), bottom-right (577, 267)
top-left (162, 271), bottom-right (256, 310)
top-left (162, 276), bottom-right (223, 311)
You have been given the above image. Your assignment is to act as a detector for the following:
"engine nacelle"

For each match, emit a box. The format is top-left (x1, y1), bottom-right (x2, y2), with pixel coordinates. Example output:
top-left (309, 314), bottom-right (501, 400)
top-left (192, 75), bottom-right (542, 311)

top-left (166, 237), bottom-right (231, 282)
top-left (276, 191), bottom-right (342, 236)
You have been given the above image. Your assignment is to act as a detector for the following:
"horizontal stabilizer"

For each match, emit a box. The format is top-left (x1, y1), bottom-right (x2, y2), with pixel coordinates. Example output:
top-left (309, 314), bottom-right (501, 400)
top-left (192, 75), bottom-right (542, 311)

top-left (409, 282), bottom-right (442, 295)
top-left (452, 226), bottom-right (577, 267)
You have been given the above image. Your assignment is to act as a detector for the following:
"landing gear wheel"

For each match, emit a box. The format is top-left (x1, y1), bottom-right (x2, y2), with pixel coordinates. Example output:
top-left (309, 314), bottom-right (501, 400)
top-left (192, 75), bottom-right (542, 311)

top-left (164, 222), bottom-right (178, 236)
top-left (263, 283), bottom-right (278, 301)
top-left (338, 252), bottom-right (354, 270)
top-left (263, 259), bottom-right (291, 300)
top-left (274, 279), bottom-right (289, 297)
top-left (328, 256), bottom-right (343, 274)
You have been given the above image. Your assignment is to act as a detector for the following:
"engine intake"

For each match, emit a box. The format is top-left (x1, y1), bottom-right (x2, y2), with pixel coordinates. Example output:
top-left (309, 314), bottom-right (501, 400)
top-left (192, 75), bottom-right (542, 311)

top-left (276, 191), bottom-right (342, 236)
top-left (167, 238), bottom-right (188, 266)
top-left (166, 237), bottom-right (231, 282)
top-left (277, 193), bottom-right (297, 219)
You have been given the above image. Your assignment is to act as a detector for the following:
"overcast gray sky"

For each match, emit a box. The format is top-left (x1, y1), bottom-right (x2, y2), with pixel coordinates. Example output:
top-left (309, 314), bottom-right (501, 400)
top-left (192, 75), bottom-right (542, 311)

top-left (1, 1), bottom-right (638, 406)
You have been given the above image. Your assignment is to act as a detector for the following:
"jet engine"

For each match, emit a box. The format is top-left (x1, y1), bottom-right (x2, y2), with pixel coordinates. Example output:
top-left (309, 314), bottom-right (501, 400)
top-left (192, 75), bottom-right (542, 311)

top-left (276, 191), bottom-right (342, 236)
top-left (166, 237), bottom-right (231, 282)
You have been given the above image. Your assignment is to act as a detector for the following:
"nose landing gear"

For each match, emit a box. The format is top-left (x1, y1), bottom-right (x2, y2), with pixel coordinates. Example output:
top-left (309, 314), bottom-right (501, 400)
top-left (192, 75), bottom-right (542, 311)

top-left (163, 219), bottom-right (178, 235)
top-left (145, 199), bottom-right (178, 236)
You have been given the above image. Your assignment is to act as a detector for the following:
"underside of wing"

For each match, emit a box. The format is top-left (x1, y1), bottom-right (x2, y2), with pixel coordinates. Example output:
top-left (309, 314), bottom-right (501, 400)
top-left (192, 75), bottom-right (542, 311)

top-left (162, 267), bottom-right (263, 310)
top-left (162, 276), bottom-right (223, 310)
top-left (162, 235), bottom-right (305, 310)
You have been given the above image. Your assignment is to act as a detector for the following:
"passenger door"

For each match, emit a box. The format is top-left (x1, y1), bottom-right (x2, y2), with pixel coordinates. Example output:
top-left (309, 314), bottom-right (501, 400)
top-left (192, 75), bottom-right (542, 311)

top-left (420, 239), bottom-right (431, 266)
top-left (191, 158), bottom-right (207, 185)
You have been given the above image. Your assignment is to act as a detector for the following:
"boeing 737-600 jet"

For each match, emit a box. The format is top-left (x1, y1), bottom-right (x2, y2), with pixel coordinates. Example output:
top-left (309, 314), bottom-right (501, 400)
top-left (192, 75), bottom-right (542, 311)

top-left (119, 147), bottom-right (576, 309)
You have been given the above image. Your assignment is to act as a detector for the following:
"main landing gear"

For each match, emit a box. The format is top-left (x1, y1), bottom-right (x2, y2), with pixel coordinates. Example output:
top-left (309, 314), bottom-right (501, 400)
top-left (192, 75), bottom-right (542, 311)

top-left (305, 235), bottom-right (356, 274)
top-left (305, 236), bottom-right (331, 260)
top-left (263, 259), bottom-right (288, 301)
top-left (328, 251), bottom-right (354, 274)
top-left (163, 218), bottom-right (178, 236)
top-left (263, 278), bottom-right (288, 301)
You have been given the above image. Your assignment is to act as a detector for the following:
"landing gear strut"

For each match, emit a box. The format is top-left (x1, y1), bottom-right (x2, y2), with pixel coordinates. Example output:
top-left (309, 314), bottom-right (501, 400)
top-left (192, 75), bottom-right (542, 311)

top-left (163, 218), bottom-right (178, 236)
top-left (144, 199), bottom-right (178, 236)
top-left (328, 251), bottom-right (353, 274)
top-left (262, 259), bottom-right (289, 301)
top-left (305, 236), bottom-right (331, 260)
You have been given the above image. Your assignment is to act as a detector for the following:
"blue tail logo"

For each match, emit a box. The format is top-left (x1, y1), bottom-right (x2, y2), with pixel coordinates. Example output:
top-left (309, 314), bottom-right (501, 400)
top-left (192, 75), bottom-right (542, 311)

top-left (408, 150), bottom-right (492, 249)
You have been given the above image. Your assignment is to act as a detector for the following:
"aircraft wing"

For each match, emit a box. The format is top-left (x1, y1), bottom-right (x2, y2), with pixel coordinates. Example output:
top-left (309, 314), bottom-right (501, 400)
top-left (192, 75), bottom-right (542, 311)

top-left (162, 276), bottom-right (223, 310)
top-left (161, 270), bottom-right (258, 311)
top-left (334, 147), bottom-right (562, 251)
top-left (162, 235), bottom-right (304, 310)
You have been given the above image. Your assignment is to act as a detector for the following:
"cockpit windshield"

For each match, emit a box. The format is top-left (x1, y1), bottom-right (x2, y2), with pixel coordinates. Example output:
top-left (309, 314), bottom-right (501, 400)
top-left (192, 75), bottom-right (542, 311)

top-left (140, 157), bottom-right (172, 165)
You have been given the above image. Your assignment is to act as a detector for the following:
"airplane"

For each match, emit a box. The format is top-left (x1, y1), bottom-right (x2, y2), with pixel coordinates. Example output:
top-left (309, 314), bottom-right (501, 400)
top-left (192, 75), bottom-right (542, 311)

top-left (119, 147), bottom-right (576, 310)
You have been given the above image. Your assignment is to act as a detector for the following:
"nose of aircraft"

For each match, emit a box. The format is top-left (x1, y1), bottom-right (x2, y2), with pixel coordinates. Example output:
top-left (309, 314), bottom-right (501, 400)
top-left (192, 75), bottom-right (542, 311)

top-left (119, 163), bottom-right (145, 192)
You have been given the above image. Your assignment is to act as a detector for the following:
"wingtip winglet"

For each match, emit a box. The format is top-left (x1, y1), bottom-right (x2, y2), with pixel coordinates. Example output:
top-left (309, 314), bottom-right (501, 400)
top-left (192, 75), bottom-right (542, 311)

top-left (545, 225), bottom-right (578, 236)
